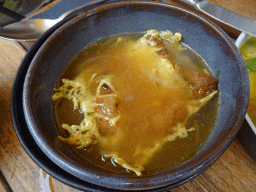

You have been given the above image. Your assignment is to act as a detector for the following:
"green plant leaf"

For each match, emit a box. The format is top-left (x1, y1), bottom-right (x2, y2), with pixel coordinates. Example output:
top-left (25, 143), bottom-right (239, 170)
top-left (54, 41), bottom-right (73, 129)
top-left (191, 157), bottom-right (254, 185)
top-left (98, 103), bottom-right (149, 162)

top-left (246, 57), bottom-right (256, 72)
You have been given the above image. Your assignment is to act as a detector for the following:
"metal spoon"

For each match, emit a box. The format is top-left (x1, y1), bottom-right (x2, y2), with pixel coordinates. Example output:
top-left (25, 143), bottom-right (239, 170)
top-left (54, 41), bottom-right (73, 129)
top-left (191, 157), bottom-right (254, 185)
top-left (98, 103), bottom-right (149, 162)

top-left (0, 0), bottom-right (106, 41)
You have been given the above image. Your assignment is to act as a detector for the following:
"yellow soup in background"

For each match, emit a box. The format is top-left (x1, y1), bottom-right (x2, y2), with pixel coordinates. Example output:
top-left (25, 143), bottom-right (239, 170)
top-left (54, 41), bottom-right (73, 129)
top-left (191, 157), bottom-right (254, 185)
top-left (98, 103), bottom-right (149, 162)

top-left (239, 37), bottom-right (256, 123)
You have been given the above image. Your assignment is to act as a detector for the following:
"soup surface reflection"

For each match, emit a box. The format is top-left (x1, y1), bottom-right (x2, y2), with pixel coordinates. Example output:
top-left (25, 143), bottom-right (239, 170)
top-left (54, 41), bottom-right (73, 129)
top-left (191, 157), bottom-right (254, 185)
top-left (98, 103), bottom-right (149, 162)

top-left (52, 30), bottom-right (219, 176)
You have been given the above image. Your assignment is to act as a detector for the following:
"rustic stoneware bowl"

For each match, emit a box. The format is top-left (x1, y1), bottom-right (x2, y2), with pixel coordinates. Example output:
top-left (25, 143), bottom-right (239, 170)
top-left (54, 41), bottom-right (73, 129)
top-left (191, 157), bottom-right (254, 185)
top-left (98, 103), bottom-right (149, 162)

top-left (12, 1), bottom-right (249, 191)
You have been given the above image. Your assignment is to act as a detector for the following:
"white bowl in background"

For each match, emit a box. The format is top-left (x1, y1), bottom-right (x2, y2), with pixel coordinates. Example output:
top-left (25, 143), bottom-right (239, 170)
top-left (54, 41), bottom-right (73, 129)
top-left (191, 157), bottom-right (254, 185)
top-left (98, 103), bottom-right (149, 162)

top-left (236, 32), bottom-right (256, 161)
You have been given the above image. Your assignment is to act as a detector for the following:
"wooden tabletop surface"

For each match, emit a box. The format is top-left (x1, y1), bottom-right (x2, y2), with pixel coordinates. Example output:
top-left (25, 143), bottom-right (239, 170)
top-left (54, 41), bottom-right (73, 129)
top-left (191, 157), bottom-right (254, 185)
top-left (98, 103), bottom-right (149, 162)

top-left (1, 0), bottom-right (256, 191)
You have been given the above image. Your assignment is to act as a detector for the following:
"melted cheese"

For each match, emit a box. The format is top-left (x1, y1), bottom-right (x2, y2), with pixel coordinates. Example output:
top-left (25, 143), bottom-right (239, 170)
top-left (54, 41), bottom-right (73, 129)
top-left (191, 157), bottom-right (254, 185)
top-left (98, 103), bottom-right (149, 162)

top-left (52, 30), bottom-right (218, 176)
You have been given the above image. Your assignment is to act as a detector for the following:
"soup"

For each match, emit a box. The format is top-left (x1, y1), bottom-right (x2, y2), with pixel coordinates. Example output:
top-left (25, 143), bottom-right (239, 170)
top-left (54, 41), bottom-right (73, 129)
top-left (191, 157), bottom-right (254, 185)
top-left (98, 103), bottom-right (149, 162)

top-left (239, 36), bottom-right (256, 124)
top-left (52, 30), bottom-right (219, 176)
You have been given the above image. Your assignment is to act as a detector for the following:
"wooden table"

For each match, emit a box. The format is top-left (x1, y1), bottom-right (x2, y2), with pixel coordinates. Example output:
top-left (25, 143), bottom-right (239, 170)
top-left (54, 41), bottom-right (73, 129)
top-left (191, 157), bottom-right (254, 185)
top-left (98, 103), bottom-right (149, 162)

top-left (1, 0), bottom-right (256, 191)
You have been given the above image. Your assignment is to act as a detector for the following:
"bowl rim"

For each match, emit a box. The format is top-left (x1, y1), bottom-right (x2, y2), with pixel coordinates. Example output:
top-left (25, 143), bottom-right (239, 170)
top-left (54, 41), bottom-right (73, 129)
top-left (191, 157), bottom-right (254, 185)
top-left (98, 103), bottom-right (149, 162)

top-left (20, 0), bottom-right (249, 190)
top-left (235, 32), bottom-right (256, 135)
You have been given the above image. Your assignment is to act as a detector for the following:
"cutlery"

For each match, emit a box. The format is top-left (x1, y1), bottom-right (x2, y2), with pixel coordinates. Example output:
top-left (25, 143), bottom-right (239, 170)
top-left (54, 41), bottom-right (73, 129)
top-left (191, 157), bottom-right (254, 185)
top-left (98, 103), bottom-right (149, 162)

top-left (1, 0), bottom-right (255, 41)
top-left (179, 0), bottom-right (256, 37)
top-left (0, 0), bottom-right (106, 41)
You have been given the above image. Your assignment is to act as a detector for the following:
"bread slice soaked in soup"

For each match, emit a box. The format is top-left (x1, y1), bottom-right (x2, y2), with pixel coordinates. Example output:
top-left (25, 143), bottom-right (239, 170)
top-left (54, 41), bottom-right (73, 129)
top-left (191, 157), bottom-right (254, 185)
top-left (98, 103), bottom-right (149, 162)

top-left (52, 30), bottom-right (219, 176)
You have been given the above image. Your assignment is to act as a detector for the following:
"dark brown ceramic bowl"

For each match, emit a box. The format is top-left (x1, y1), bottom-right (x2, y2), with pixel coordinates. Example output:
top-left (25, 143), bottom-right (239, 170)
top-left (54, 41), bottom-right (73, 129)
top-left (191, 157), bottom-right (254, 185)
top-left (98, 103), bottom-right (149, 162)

top-left (14, 1), bottom-right (249, 191)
